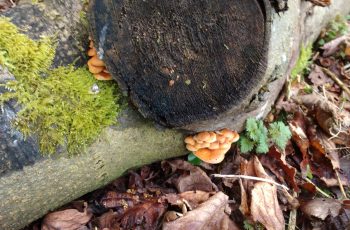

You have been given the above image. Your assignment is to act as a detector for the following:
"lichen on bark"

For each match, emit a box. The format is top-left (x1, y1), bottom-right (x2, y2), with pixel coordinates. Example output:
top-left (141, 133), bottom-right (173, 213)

top-left (0, 17), bottom-right (122, 154)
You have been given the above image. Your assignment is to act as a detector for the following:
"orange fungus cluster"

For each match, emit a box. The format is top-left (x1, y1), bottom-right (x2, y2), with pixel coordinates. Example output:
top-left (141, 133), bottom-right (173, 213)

top-left (87, 39), bottom-right (112, 80)
top-left (185, 129), bottom-right (239, 164)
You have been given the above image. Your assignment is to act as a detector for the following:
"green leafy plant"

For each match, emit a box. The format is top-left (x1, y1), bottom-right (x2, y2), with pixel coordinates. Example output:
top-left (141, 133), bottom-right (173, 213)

top-left (0, 17), bottom-right (122, 155)
top-left (318, 15), bottom-right (349, 46)
top-left (187, 152), bottom-right (202, 165)
top-left (239, 118), bottom-right (292, 154)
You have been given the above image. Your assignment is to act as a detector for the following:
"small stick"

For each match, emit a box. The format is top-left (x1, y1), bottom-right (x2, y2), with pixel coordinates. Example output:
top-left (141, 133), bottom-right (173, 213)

top-left (335, 170), bottom-right (348, 199)
top-left (304, 177), bottom-right (332, 198)
top-left (211, 174), bottom-right (290, 191)
top-left (322, 67), bottom-right (350, 97)
top-left (287, 191), bottom-right (298, 230)
top-left (327, 147), bottom-right (350, 150)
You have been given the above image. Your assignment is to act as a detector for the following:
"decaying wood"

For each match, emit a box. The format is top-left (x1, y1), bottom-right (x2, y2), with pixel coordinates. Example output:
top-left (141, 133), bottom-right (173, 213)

top-left (89, 0), bottom-right (270, 130)
top-left (0, 0), bottom-right (350, 229)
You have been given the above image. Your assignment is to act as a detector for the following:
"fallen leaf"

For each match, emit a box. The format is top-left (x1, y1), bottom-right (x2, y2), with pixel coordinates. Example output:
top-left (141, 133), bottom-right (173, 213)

top-left (288, 112), bottom-right (310, 177)
top-left (163, 192), bottom-right (239, 230)
top-left (41, 207), bottom-right (92, 230)
top-left (250, 182), bottom-right (285, 230)
top-left (308, 0), bottom-right (331, 7)
top-left (0, 0), bottom-right (17, 13)
top-left (120, 200), bottom-right (166, 229)
top-left (97, 210), bottom-right (120, 230)
top-left (300, 198), bottom-right (342, 220)
top-left (249, 157), bottom-right (285, 230)
top-left (260, 146), bottom-right (298, 191)
top-left (308, 65), bottom-right (333, 86)
top-left (162, 160), bottom-right (218, 192)
top-left (100, 191), bottom-right (139, 209)
top-left (164, 190), bottom-right (211, 210)
top-left (239, 179), bottom-right (249, 216)
top-left (321, 35), bottom-right (348, 57)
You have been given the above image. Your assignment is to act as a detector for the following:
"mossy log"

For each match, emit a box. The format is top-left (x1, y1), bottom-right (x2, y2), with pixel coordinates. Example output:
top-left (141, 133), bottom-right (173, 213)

top-left (0, 0), bottom-right (350, 229)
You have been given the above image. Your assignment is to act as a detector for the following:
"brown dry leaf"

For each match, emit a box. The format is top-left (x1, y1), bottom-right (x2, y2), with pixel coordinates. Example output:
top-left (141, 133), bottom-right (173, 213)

top-left (260, 146), bottom-right (298, 191)
top-left (250, 157), bottom-right (285, 230)
top-left (41, 207), bottom-right (92, 230)
top-left (0, 0), bottom-right (17, 13)
top-left (301, 198), bottom-right (342, 220)
top-left (308, 65), bottom-right (333, 86)
top-left (164, 190), bottom-right (211, 210)
top-left (120, 200), bottom-right (166, 229)
top-left (239, 179), bottom-right (250, 216)
top-left (321, 35), bottom-right (347, 57)
top-left (97, 210), bottom-right (120, 230)
top-left (100, 191), bottom-right (139, 209)
top-left (163, 192), bottom-right (239, 230)
top-left (288, 112), bottom-right (310, 176)
top-left (162, 160), bottom-right (218, 192)
top-left (250, 182), bottom-right (285, 230)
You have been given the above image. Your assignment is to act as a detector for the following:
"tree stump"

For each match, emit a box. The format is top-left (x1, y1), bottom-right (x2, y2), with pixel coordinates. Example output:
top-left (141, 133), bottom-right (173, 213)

top-left (89, 0), bottom-right (270, 131)
top-left (0, 0), bottom-right (350, 229)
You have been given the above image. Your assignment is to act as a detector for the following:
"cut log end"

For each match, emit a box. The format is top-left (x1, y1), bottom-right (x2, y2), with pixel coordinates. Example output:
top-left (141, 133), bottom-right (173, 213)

top-left (89, 0), bottom-right (270, 130)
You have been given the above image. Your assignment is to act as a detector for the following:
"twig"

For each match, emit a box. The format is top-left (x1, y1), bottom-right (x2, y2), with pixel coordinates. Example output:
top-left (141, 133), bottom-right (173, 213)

top-left (326, 147), bottom-right (350, 150)
top-left (322, 67), bottom-right (350, 97)
top-left (304, 177), bottom-right (332, 198)
top-left (211, 174), bottom-right (290, 191)
top-left (287, 191), bottom-right (298, 230)
top-left (335, 170), bottom-right (348, 199)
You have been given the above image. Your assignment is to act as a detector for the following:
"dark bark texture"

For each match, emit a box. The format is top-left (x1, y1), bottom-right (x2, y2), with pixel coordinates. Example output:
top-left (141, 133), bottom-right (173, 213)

top-left (89, 0), bottom-right (270, 131)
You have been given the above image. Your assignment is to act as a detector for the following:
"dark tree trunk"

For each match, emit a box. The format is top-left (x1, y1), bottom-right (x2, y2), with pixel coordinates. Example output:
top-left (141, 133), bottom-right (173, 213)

top-left (89, 0), bottom-right (271, 131)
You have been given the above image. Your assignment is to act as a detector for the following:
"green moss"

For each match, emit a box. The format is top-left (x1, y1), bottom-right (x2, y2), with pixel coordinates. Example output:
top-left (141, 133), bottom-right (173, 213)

top-left (291, 44), bottom-right (313, 79)
top-left (0, 17), bottom-right (122, 155)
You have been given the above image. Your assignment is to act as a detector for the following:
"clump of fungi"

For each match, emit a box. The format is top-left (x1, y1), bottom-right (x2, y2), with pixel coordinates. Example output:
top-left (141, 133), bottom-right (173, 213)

top-left (87, 39), bottom-right (112, 80)
top-left (185, 129), bottom-right (239, 164)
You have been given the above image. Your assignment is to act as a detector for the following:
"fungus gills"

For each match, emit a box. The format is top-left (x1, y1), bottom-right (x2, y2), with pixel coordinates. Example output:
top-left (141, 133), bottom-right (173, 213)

top-left (0, 17), bottom-right (121, 155)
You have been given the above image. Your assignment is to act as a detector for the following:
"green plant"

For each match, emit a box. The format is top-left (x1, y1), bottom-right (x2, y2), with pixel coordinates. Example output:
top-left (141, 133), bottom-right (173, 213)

top-left (187, 152), bottom-right (202, 165)
top-left (318, 15), bottom-right (349, 46)
top-left (0, 17), bottom-right (122, 154)
top-left (239, 118), bottom-right (292, 154)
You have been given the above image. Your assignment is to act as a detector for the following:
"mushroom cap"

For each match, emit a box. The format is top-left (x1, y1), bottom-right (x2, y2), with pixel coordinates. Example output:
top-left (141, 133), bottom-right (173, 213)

top-left (194, 132), bottom-right (211, 142)
top-left (184, 136), bottom-right (195, 145)
top-left (88, 47), bottom-right (97, 57)
top-left (89, 56), bottom-right (106, 67)
top-left (186, 144), bottom-right (197, 152)
top-left (208, 142), bottom-right (220, 150)
top-left (194, 148), bottom-right (229, 164)
top-left (88, 62), bottom-right (104, 74)
top-left (227, 131), bottom-right (240, 143)
top-left (94, 72), bottom-right (113, 80)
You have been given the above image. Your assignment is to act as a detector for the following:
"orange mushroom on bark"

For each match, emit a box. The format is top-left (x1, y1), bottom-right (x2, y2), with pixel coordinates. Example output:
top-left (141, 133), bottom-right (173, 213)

top-left (185, 129), bottom-right (239, 164)
top-left (87, 39), bottom-right (113, 80)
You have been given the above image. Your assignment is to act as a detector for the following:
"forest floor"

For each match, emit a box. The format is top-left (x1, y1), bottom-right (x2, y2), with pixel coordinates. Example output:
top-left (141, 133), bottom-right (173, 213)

top-left (15, 6), bottom-right (350, 230)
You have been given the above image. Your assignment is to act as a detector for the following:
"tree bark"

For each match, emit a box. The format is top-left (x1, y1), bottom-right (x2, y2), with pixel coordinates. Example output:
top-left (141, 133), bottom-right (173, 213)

top-left (0, 1), bottom-right (349, 229)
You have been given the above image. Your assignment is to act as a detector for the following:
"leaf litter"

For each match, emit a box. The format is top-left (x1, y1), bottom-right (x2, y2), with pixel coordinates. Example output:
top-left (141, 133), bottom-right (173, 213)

top-left (22, 12), bottom-right (350, 230)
